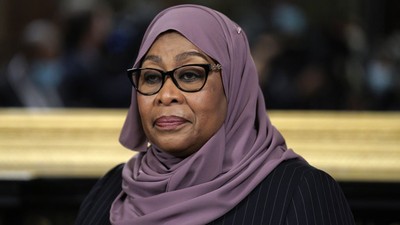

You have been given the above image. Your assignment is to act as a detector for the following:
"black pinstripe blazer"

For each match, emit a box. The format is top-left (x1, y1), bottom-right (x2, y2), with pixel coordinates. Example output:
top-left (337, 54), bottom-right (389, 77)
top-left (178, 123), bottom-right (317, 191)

top-left (75, 159), bottom-right (355, 225)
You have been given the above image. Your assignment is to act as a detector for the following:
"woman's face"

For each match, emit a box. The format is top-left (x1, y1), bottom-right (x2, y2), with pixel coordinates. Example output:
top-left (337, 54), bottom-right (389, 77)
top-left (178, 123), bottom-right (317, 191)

top-left (137, 32), bottom-right (227, 158)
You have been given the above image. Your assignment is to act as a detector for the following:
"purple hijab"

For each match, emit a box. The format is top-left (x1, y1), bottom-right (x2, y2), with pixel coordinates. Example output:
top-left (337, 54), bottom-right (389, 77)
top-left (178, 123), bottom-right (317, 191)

top-left (111, 4), bottom-right (299, 225)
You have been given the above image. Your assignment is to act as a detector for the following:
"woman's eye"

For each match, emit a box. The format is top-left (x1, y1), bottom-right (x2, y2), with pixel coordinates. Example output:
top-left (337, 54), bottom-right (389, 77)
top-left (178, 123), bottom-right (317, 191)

top-left (178, 70), bottom-right (205, 83)
top-left (143, 72), bottom-right (162, 84)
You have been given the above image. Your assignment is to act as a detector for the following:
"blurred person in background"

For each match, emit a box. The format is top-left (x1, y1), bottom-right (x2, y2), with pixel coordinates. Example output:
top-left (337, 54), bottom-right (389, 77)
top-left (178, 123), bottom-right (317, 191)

top-left (251, 0), bottom-right (350, 110)
top-left (59, 3), bottom-right (145, 108)
top-left (59, 6), bottom-right (114, 107)
top-left (5, 19), bottom-right (64, 107)
top-left (365, 32), bottom-right (400, 110)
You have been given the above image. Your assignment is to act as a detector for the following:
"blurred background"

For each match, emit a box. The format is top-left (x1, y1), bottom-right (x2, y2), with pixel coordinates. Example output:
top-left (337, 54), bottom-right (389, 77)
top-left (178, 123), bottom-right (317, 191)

top-left (0, 0), bottom-right (400, 225)
top-left (0, 0), bottom-right (399, 110)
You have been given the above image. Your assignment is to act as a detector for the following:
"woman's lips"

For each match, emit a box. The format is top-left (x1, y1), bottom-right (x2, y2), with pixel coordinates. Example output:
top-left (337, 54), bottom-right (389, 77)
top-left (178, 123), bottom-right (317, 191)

top-left (154, 116), bottom-right (189, 130)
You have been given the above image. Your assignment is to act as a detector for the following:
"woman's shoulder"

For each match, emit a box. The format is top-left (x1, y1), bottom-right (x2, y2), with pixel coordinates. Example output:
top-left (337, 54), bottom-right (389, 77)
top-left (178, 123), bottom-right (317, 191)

top-left (270, 158), bottom-right (340, 186)
top-left (257, 158), bottom-right (354, 224)
top-left (74, 163), bottom-right (124, 225)
top-left (282, 159), bottom-right (355, 224)
top-left (210, 158), bottom-right (355, 225)
top-left (256, 158), bottom-right (332, 196)
top-left (268, 158), bottom-right (321, 180)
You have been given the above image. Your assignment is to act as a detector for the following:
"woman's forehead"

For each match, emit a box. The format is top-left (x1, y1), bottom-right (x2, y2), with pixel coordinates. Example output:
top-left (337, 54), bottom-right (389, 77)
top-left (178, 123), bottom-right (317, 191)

top-left (143, 32), bottom-right (216, 64)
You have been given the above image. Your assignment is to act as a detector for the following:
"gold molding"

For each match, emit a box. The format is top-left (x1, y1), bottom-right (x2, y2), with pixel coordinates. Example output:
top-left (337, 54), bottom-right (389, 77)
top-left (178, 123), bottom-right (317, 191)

top-left (1, 108), bottom-right (399, 181)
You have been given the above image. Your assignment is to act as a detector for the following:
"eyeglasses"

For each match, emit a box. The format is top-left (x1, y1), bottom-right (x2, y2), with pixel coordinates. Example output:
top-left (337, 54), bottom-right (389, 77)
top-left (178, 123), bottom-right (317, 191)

top-left (127, 63), bottom-right (222, 95)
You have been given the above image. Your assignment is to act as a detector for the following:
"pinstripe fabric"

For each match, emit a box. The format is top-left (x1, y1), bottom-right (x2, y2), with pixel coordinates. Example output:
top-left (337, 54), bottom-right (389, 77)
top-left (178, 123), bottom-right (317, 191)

top-left (75, 159), bottom-right (355, 225)
top-left (208, 159), bottom-right (355, 225)
top-left (75, 164), bottom-right (124, 225)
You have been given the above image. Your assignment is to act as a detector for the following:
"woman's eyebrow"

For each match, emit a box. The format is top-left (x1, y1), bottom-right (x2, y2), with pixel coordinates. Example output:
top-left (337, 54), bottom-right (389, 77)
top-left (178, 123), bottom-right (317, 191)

top-left (142, 51), bottom-right (209, 65)
top-left (175, 51), bottom-right (209, 62)
top-left (142, 55), bottom-right (161, 64)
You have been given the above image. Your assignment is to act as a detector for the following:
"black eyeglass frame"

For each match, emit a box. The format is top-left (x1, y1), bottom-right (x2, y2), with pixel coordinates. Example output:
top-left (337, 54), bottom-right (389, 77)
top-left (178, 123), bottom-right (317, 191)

top-left (127, 63), bottom-right (222, 96)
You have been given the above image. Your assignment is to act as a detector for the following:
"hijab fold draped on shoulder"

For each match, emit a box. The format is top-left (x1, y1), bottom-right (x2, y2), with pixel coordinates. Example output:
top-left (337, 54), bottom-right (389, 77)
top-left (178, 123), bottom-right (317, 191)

top-left (111, 4), bottom-right (300, 225)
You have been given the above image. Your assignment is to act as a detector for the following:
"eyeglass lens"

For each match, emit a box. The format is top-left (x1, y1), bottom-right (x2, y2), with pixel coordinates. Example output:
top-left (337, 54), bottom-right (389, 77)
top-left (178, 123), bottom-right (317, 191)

top-left (132, 65), bottom-right (209, 95)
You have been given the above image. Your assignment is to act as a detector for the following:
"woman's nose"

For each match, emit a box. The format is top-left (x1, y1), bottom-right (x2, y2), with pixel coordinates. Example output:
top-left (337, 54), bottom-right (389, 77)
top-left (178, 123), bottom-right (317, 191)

top-left (156, 78), bottom-right (184, 105)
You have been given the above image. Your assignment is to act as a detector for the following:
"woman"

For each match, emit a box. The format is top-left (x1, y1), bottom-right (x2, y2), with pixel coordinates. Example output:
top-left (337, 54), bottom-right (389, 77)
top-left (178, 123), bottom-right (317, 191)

top-left (75, 4), bottom-right (355, 225)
